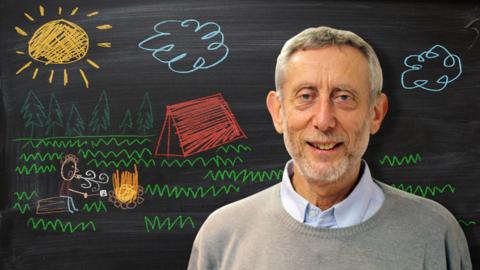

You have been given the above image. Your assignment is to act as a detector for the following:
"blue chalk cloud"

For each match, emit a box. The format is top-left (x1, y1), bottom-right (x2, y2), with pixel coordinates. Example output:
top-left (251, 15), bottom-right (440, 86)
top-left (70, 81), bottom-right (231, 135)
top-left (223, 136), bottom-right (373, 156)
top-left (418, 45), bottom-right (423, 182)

top-left (401, 45), bottom-right (462, 92)
top-left (138, 19), bottom-right (229, 74)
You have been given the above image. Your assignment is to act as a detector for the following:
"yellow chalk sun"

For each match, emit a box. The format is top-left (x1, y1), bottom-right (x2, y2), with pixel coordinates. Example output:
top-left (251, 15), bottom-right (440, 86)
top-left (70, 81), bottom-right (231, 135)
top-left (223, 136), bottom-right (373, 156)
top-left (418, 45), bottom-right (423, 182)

top-left (14, 5), bottom-right (112, 88)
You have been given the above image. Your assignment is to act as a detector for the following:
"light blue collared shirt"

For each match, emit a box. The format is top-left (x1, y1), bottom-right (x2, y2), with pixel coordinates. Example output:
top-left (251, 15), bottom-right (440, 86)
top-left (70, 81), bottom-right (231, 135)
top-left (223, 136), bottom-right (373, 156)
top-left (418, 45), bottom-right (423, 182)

top-left (280, 160), bottom-right (384, 228)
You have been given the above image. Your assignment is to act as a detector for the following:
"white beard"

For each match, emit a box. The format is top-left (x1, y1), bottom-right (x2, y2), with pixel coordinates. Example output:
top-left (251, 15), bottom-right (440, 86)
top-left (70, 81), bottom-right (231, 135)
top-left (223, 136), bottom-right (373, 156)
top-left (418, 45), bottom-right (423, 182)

top-left (282, 115), bottom-right (370, 184)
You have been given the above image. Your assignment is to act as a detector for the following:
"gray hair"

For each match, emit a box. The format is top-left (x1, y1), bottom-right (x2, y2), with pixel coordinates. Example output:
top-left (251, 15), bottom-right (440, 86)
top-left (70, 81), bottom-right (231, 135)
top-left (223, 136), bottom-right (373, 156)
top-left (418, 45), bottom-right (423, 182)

top-left (275, 26), bottom-right (383, 102)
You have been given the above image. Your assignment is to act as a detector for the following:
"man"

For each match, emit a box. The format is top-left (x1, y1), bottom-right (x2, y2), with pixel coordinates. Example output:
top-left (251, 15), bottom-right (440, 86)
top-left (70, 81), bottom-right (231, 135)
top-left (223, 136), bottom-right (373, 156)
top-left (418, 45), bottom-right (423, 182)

top-left (188, 26), bottom-right (472, 270)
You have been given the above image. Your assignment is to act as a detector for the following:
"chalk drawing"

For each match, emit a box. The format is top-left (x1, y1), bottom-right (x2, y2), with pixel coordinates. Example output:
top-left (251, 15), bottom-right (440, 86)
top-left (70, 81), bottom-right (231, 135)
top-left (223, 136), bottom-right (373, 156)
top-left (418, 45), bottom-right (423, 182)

top-left (138, 19), bottom-right (229, 73)
top-left (36, 154), bottom-right (109, 214)
top-left (108, 165), bottom-right (144, 210)
top-left (401, 45), bottom-right (462, 92)
top-left (390, 183), bottom-right (455, 198)
top-left (154, 93), bottom-right (247, 157)
top-left (144, 216), bottom-right (195, 232)
top-left (27, 217), bottom-right (96, 233)
top-left (144, 183), bottom-right (240, 199)
top-left (464, 17), bottom-right (480, 56)
top-left (14, 5), bottom-right (111, 88)
top-left (204, 169), bottom-right (283, 183)
top-left (379, 153), bottom-right (421, 167)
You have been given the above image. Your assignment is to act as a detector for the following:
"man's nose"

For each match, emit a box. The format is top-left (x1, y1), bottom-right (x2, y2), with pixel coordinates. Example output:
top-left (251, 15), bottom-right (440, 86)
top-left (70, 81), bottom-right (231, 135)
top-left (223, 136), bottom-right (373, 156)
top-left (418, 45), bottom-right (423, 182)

top-left (312, 97), bottom-right (336, 131)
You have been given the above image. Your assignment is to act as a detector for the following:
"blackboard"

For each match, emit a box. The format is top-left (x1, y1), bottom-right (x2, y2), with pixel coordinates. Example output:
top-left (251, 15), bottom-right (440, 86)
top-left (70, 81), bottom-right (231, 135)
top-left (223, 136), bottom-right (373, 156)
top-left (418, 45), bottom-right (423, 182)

top-left (1, 0), bottom-right (479, 269)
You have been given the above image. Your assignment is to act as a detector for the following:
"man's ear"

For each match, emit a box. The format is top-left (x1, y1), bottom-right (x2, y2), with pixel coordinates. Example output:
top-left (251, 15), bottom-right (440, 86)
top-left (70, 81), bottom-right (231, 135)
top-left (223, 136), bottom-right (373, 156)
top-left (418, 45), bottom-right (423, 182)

top-left (266, 90), bottom-right (284, 134)
top-left (370, 93), bottom-right (388, 134)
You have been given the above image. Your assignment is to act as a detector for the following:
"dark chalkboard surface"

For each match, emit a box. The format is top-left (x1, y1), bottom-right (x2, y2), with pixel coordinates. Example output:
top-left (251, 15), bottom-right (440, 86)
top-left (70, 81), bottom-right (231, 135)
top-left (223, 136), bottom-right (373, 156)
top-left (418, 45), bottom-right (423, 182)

top-left (1, 0), bottom-right (479, 269)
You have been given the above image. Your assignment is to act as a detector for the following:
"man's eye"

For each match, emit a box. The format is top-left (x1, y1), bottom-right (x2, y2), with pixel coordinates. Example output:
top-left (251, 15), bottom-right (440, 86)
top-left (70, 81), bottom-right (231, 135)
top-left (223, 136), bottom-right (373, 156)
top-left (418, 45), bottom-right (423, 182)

top-left (296, 89), bottom-right (316, 102)
top-left (334, 92), bottom-right (353, 102)
top-left (300, 94), bottom-right (312, 100)
top-left (337, 95), bottom-right (351, 101)
top-left (333, 92), bottom-right (357, 109)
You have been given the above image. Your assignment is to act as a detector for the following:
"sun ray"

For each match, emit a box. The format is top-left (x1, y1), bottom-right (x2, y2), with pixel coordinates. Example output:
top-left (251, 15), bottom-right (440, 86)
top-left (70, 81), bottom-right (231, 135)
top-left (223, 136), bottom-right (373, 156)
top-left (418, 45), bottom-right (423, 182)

top-left (39, 5), bottom-right (45, 17)
top-left (24, 13), bottom-right (35, 22)
top-left (64, 69), bottom-right (68, 86)
top-left (14, 26), bottom-right (28, 36)
top-left (97, 42), bottom-right (112, 48)
top-left (96, 24), bottom-right (112, 30)
top-left (86, 59), bottom-right (100, 69)
top-left (58, 7), bottom-right (62, 15)
top-left (16, 51), bottom-right (25, 55)
top-left (16, 61), bottom-right (32, 74)
top-left (70, 7), bottom-right (79, 16)
top-left (32, 68), bottom-right (39, 79)
top-left (87, 11), bottom-right (99, 17)
top-left (79, 69), bottom-right (89, 88)
top-left (48, 70), bottom-right (55, 83)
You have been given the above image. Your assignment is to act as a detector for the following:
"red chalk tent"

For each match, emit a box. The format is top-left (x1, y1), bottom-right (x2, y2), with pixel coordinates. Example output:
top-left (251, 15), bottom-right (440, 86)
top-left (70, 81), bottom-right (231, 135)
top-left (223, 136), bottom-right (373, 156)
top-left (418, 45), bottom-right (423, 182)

top-left (154, 93), bottom-right (247, 158)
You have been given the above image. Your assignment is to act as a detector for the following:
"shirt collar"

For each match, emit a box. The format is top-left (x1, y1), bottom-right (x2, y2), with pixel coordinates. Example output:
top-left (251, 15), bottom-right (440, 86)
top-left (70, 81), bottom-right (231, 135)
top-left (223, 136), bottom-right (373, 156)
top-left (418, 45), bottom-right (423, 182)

top-left (280, 160), bottom-right (309, 222)
top-left (333, 162), bottom-right (373, 228)
top-left (280, 159), bottom-right (381, 228)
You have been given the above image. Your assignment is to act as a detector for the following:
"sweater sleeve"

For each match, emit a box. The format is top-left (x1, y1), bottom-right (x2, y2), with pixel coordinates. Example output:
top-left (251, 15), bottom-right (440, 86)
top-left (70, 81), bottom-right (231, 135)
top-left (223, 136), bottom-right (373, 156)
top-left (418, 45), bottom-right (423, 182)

top-left (187, 211), bottom-right (227, 270)
top-left (445, 218), bottom-right (472, 270)
top-left (187, 224), bottom-right (215, 270)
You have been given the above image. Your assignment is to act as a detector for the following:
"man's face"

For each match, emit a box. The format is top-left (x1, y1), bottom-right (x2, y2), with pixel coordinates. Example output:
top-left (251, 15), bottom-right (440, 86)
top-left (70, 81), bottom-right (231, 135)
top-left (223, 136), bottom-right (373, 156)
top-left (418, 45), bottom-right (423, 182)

top-left (267, 45), bottom-right (387, 183)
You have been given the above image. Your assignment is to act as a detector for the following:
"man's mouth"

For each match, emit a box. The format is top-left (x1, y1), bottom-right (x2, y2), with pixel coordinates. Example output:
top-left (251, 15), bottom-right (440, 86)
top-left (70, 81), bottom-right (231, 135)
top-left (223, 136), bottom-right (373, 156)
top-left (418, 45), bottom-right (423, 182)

top-left (307, 142), bottom-right (341, 151)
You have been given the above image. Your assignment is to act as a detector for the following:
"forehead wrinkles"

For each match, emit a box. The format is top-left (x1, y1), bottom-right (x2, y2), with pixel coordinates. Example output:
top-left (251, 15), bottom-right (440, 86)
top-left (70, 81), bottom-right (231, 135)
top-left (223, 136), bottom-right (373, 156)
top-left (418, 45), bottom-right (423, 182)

top-left (284, 47), bottom-right (369, 93)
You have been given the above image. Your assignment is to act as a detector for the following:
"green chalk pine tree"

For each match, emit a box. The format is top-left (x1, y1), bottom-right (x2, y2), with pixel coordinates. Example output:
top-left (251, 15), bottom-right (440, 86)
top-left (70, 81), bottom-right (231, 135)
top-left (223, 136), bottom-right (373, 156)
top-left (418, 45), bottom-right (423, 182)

top-left (88, 90), bottom-right (111, 135)
top-left (136, 92), bottom-right (153, 134)
top-left (20, 90), bottom-right (47, 137)
top-left (119, 109), bottom-right (133, 134)
top-left (65, 104), bottom-right (85, 136)
top-left (44, 94), bottom-right (64, 137)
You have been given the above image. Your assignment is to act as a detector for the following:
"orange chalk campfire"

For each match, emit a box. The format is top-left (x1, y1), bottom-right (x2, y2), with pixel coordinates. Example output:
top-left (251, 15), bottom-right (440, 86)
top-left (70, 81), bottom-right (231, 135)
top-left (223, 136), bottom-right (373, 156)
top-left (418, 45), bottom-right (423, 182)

top-left (108, 165), bottom-right (144, 210)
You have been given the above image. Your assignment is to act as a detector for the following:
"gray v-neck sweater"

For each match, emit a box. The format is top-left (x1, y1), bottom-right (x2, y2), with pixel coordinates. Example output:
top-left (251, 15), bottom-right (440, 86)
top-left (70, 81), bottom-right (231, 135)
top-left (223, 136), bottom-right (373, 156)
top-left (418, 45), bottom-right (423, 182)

top-left (188, 182), bottom-right (471, 270)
